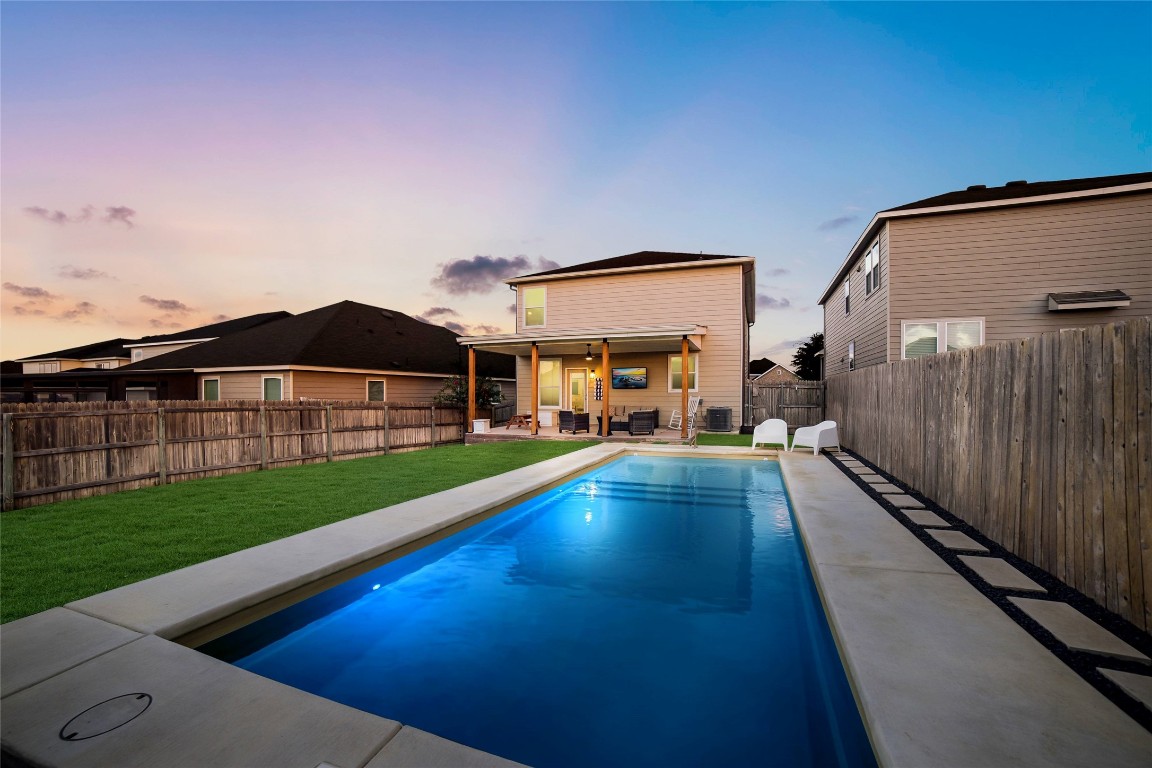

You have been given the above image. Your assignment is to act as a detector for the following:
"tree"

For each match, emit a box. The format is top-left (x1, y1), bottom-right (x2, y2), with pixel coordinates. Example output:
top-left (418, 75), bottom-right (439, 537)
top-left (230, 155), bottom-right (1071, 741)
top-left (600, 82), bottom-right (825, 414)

top-left (791, 332), bottom-right (824, 380)
top-left (433, 375), bottom-right (504, 408)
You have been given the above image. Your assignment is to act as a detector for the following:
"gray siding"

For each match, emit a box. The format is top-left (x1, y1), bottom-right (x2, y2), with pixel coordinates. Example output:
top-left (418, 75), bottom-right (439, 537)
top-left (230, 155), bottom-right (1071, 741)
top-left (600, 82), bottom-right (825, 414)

top-left (824, 224), bottom-right (890, 377)
top-left (887, 193), bottom-right (1152, 361)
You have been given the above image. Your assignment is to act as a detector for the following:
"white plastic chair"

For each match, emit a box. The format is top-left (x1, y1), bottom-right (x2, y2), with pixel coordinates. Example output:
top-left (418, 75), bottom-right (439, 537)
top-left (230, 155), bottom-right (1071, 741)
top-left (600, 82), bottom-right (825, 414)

top-left (668, 396), bottom-right (702, 430)
top-left (789, 420), bottom-right (840, 455)
top-left (752, 419), bottom-right (788, 449)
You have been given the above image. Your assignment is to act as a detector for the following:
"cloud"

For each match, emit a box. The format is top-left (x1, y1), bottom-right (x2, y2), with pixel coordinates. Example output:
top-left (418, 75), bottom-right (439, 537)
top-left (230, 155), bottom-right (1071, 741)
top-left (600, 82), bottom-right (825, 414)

top-left (762, 268), bottom-right (789, 277)
top-left (421, 306), bottom-right (460, 318)
top-left (431, 255), bottom-right (559, 295)
top-left (3, 282), bottom-right (57, 300)
top-left (57, 264), bottom-right (113, 280)
top-left (212, 314), bottom-right (231, 322)
top-left (442, 320), bottom-right (468, 334)
top-left (104, 206), bottom-right (136, 228)
top-left (758, 337), bottom-right (811, 357)
top-left (139, 295), bottom-right (193, 312)
top-left (23, 206), bottom-right (71, 225)
top-left (13, 305), bottom-right (47, 316)
top-left (471, 323), bottom-right (502, 334)
top-left (148, 318), bottom-right (183, 329)
top-left (817, 215), bottom-right (859, 232)
top-left (756, 293), bottom-right (792, 310)
top-left (58, 302), bottom-right (98, 321)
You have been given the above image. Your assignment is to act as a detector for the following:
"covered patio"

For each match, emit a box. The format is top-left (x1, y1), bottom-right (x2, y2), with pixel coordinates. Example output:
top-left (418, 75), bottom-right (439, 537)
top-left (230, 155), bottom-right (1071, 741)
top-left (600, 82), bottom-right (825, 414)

top-left (458, 324), bottom-right (707, 441)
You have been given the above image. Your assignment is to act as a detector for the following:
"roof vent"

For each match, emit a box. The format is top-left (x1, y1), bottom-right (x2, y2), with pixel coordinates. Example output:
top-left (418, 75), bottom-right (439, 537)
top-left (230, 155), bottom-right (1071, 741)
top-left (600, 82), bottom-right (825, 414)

top-left (966, 184), bottom-right (987, 191)
top-left (1005, 180), bottom-right (1028, 187)
top-left (380, 310), bottom-right (393, 319)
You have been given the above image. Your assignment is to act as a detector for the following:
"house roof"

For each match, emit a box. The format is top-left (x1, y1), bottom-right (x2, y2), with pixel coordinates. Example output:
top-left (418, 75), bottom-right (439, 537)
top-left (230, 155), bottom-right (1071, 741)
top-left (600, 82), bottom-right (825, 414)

top-left (818, 171), bottom-right (1152, 305)
top-left (512, 251), bottom-right (752, 282)
top-left (122, 300), bottom-right (515, 378)
top-left (15, 312), bottom-right (292, 362)
top-left (748, 357), bottom-right (779, 376)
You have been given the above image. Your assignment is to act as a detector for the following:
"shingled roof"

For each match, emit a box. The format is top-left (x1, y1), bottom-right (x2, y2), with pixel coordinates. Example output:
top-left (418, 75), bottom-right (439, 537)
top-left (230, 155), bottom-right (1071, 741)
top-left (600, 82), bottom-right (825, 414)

top-left (885, 172), bottom-right (1152, 212)
top-left (122, 301), bottom-right (514, 378)
top-left (517, 251), bottom-right (748, 280)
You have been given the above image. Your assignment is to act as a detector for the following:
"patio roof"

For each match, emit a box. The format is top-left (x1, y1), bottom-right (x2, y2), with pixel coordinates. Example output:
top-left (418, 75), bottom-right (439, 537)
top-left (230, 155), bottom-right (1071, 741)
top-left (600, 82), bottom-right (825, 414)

top-left (457, 324), bottom-right (706, 356)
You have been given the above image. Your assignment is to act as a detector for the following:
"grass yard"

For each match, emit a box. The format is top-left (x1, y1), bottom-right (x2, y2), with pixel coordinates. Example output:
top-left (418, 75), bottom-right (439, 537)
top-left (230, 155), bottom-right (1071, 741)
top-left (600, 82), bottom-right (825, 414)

top-left (0, 440), bottom-right (596, 624)
top-left (696, 432), bottom-right (792, 449)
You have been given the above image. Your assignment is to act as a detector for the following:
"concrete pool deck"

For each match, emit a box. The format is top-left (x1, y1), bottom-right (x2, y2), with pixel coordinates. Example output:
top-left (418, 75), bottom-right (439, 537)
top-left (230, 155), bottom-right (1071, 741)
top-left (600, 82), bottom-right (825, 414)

top-left (2, 444), bottom-right (1150, 766)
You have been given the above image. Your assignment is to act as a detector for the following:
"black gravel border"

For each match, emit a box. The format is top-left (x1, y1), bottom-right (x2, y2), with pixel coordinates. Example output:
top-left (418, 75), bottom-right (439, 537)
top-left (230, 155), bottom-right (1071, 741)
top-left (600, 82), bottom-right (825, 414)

top-left (824, 449), bottom-right (1152, 733)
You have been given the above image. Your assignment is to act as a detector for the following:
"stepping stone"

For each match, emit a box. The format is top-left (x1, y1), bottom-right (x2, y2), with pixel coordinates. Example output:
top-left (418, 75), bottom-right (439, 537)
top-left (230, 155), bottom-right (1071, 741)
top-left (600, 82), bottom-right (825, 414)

top-left (848, 466), bottom-right (873, 475)
top-left (883, 494), bottom-right (927, 511)
top-left (902, 508), bottom-right (947, 527)
top-left (1100, 669), bottom-right (1152, 712)
top-left (840, 459), bottom-right (864, 466)
top-left (926, 529), bottom-right (989, 553)
top-left (859, 473), bottom-right (885, 483)
top-left (958, 556), bottom-right (1047, 592)
top-left (868, 482), bottom-right (902, 494)
top-left (1009, 598), bottom-right (1150, 663)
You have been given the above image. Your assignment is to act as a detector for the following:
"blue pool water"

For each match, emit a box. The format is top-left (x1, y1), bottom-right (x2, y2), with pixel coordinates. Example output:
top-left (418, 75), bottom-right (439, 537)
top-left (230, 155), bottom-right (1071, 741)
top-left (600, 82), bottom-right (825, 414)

top-left (201, 456), bottom-right (875, 767)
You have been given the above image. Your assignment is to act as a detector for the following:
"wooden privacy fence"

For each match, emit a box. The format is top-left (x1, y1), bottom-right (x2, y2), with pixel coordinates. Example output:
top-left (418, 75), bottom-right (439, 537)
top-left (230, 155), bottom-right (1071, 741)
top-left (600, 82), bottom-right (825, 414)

top-left (1, 400), bottom-right (466, 510)
top-left (825, 317), bottom-right (1151, 631)
top-left (745, 382), bottom-right (824, 430)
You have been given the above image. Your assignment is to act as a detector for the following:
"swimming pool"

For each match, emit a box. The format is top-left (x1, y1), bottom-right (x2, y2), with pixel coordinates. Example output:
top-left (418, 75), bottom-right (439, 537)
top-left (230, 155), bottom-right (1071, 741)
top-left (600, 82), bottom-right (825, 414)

top-left (201, 455), bottom-right (875, 767)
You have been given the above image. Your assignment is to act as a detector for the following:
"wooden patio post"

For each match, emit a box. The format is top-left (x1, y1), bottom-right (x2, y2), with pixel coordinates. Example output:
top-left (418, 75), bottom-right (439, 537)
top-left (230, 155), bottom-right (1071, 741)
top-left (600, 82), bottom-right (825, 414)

top-left (681, 336), bottom-right (690, 439)
top-left (531, 342), bottom-right (539, 435)
top-left (601, 338), bottom-right (610, 436)
top-left (467, 345), bottom-right (477, 432)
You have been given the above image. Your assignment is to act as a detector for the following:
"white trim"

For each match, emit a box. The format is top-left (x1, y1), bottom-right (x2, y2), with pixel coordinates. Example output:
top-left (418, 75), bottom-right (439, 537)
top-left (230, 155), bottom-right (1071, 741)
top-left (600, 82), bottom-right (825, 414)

top-left (508, 256), bottom-right (755, 285)
top-left (459, 324), bottom-right (707, 345)
top-left (818, 181), bottom-right (1152, 305)
top-left (901, 317), bottom-right (986, 359)
top-left (125, 337), bottom-right (217, 349)
top-left (202, 377), bottom-right (221, 401)
top-left (667, 353), bottom-right (699, 393)
top-left (563, 367), bottom-right (589, 413)
top-left (366, 379), bottom-right (386, 402)
top-left (521, 285), bottom-right (546, 329)
top-left (261, 375), bottom-right (284, 401)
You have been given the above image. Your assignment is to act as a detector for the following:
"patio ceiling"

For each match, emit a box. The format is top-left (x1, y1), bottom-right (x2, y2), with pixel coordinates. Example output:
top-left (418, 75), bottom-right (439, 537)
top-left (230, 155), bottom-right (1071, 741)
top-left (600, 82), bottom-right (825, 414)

top-left (457, 324), bottom-right (706, 356)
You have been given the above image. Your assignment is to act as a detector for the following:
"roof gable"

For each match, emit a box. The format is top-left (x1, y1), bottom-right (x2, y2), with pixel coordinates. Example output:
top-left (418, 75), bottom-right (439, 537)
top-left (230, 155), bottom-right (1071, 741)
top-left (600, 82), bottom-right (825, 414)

top-left (515, 251), bottom-right (749, 281)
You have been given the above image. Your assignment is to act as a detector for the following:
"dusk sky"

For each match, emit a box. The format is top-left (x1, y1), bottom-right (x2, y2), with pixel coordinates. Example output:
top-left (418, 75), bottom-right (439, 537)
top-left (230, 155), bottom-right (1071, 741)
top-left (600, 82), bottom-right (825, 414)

top-left (2, 2), bottom-right (1149, 364)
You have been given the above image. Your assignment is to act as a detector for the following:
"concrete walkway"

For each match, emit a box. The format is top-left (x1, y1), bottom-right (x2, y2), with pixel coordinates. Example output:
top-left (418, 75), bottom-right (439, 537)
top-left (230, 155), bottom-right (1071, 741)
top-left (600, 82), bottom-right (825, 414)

top-left (2, 445), bottom-right (1150, 767)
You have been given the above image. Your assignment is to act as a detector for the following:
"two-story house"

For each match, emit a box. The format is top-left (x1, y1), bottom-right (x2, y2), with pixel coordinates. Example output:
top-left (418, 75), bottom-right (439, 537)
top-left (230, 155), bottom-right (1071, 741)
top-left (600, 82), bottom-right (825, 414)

top-left (458, 251), bottom-right (757, 436)
top-left (819, 172), bottom-right (1152, 377)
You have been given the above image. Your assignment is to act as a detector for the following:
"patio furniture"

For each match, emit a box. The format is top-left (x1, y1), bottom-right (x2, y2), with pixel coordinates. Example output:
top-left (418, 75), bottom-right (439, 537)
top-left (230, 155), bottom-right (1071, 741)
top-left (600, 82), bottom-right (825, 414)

top-left (506, 413), bottom-right (531, 429)
top-left (752, 418), bottom-right (788, 449)
top-left (628, 410), bottom-right (656, 436)
top-left (558, 410), bottom-right (590, 434)
top-left (668, 396), bottom-right (702, 431)
top-left (789, 420), bottom-right (840, 455)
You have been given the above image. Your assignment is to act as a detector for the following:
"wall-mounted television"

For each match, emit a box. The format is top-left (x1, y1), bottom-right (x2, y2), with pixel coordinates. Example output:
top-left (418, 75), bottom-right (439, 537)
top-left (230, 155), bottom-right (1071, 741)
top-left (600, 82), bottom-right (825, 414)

top-left (611, 367), bottom-right (648, 389)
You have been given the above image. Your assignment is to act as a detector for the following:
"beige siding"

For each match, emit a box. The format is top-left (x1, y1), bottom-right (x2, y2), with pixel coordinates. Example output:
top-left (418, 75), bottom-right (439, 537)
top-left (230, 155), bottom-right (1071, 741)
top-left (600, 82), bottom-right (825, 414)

top-left (205, 372), bottom-right (291, 401)
top-left (887, 193), bottom-right (1152, 361)
top-left (133, 341), bottom-right (202, 361)
top-left (824, 224), bottom-right (890, 377)
top-left (292, 371), bottom-right (378, 400)
top-left (386, 375), bottom-right (448, 403)
top-left (513, 264), bottom-right (747, 425)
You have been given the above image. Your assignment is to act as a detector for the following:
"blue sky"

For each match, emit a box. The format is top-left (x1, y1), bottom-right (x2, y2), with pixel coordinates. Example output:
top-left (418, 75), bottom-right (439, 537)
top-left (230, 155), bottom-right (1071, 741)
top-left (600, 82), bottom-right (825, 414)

top-left (2, 1), bottom-right (1149, 362)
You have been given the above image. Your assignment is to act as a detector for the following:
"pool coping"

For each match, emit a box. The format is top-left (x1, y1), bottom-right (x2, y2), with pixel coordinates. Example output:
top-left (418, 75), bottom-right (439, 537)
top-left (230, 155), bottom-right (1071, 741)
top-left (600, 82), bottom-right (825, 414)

top-left (3, 444), bottom-right (1150, 766)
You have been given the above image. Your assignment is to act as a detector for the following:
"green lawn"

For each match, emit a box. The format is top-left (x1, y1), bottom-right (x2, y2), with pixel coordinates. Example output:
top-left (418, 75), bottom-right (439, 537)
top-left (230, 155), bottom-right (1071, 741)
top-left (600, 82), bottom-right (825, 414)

top-left (0, 440), bottom-right (596, 623)
top-left (696, 432), bottom-right (791, 449)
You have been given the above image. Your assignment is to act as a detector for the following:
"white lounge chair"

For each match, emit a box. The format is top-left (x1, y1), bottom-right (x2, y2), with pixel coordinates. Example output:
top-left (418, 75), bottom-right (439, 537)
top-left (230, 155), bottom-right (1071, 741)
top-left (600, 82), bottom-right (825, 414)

top-left (668, 396), bottom-right (702, 431)
top-left (789, 420), bottom-right (840, 455)
top-left (751, 418), bottom-right (788, 449)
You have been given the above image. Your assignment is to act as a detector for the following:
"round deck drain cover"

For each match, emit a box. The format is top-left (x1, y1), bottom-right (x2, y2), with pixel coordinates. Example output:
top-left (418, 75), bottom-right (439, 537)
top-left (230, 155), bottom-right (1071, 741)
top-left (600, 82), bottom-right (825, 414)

top-left (59, 693), bottom-right (152, 741)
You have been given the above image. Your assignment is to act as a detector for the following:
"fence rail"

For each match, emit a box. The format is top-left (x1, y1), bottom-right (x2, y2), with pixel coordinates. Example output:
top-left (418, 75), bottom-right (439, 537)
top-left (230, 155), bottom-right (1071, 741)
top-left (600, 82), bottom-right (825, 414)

top-left (745, 382), bottom-right (824, 430)
top-left (0, 400), bottom-right (466, 510)
top-left (825, 317), bottom-right (1151, 631)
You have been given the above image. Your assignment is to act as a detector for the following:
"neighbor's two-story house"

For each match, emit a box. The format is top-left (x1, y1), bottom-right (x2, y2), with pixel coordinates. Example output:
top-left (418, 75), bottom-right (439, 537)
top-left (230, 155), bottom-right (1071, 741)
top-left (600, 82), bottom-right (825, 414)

top-left (458, 251), bottom-right (756, 434)
top-left (819, 172), bottom-right (1151, 377)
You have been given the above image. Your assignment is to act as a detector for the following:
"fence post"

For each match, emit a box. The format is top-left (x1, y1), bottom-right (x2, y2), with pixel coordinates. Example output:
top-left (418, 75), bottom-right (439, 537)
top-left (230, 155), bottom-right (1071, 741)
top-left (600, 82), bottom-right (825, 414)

top-left (259, 405), bottom-right (268, 470)
top-left (325, 405), bottom-right (334, 462)
top-left (383, 405), bottom-right (390, 455)
top-left (156, 407), bottom-right (167, 485)
top-left (2, 413), bottom-right (13, 511)
top-left (430, 406), bottom-right (437, 448)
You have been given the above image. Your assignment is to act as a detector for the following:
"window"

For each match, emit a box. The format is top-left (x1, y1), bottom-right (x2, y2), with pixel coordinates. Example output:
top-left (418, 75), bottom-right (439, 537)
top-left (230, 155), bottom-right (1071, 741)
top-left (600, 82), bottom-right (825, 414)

top-left (131, 349), bottom-right (143, 362)
top-left (669, 354), bottom-right (698, 392)
top-left (864, 241), bottom-right (881, 295)
top-left (37, 362), bottom-right (59, 373)
top-left (538, 359), bottom-right (561, 407)
top-left (126, 387), bottom-right (157, 402)
top-left (848, 341), bottom-right (855, 371)
top-left (203, 378), bottom-right (220, 401)
top-left (262, 376), bottom-right (283, 401)
top-left (523, 286), bottom-right (545, 327)
top-left (843, 278), bottom-right (850, 314)
top-left (902, 319), bottom-right (985, 359)
top-left (367, 380), bottom-right (386, 401)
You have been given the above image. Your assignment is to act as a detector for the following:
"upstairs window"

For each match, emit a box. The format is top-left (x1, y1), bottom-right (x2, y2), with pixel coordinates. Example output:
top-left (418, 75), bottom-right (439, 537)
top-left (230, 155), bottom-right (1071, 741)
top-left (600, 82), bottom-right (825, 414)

top-left (844, 278), bottom-right (850, 314)
top-left (902, 319), bottom-right (985, 359)
top-left (864, 242), bottom-right (881, 294)
top-left (131, 349), bottom-right (143, 362)
top-left (523, 286), bottom-right (546, 328)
